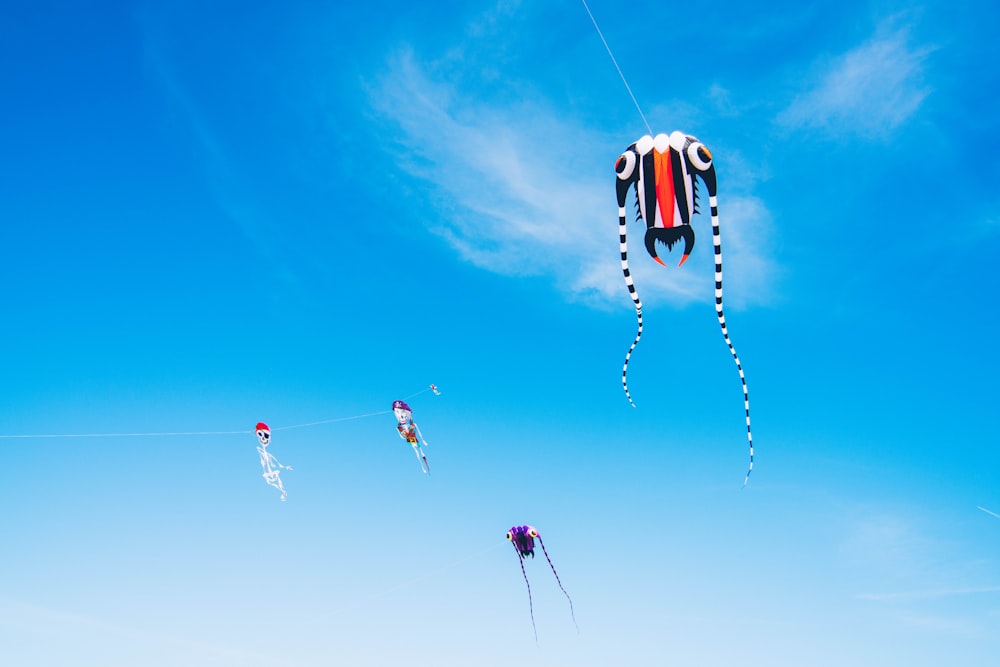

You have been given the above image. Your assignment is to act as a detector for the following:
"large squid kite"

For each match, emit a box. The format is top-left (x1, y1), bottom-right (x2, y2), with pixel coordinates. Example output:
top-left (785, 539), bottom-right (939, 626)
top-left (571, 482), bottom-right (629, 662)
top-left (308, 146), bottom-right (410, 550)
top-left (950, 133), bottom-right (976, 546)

top-left (506, 524), bottom-right (577, 641)
top-left (615, 131), bottom-right (754, 483)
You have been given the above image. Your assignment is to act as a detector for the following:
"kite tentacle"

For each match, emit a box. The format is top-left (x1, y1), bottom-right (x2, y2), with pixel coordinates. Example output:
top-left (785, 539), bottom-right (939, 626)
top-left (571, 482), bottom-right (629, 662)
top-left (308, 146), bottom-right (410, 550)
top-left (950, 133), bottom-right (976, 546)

top-left (620, 205), bottom-right (643, 408)
top-left (516, 551), bottom-right (538, 644)
top-left (711, 197), bottom-right (753, 485)
top-left (536, 536), bottom-right (578, 633)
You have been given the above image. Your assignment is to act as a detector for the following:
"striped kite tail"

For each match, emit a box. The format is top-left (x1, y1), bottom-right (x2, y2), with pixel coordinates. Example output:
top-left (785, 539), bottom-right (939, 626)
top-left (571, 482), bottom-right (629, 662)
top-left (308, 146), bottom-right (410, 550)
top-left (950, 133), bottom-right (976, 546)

top-left (620, 205), bottom-right (643, 407)
top-left (710, 195), bottom-right (754, 486)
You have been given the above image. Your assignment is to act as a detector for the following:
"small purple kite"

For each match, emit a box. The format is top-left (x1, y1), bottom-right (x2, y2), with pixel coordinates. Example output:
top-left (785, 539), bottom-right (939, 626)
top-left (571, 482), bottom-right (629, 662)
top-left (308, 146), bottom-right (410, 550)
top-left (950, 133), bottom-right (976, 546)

top-left (506, 524), bottom-right (577, 641)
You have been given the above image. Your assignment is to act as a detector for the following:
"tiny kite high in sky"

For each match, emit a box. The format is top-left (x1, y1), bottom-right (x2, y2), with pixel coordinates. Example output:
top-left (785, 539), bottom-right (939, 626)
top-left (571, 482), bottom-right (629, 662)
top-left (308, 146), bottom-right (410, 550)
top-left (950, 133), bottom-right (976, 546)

top-left (392, 400), bottom-right (429, 474)
top-left (615, 131), bottom-right (754, 484)
top-left (255, 422), bottom-right (292, 501)
top-left (506, 525), bottom-right (577, 641)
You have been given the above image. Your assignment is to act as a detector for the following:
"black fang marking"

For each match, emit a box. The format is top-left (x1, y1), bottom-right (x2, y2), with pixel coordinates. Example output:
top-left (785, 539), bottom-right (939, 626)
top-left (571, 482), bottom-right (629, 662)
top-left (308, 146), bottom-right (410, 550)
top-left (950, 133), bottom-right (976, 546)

top-left (644, 226), bottom-right (694, 260)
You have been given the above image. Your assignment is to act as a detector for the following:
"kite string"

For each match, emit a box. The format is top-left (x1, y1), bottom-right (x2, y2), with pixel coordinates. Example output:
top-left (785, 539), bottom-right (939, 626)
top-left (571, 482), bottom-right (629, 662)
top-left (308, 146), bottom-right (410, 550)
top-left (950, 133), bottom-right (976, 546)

top-left (0, 384), bottom-right (438, 440)
top-left (0, 429), bottom-right (248, 440)
top-left (978, 506), bottom-right (1000, 520)
top-left (272, 384), bottom-right (437, 431)
top-left (402, 386), bottom-right (433, 401)
top-left (272, 410), bottom-right (392, 431)
top-left (580, 0), bottom-right (652, 135)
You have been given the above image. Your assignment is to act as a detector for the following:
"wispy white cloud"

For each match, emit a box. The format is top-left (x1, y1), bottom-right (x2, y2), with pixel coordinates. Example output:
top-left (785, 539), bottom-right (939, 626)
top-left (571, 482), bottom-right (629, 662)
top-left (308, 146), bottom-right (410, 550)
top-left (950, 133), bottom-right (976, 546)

top-left (139, 15), bottom-right (307, 302)
top-left (886, 611), bottom-right (992, 637)
top-left (778, 19), bottom-right (934, 139)
top-left (0, 598), bottom-right (280, 665)
top-left (371, 49), bottom-right (776, 309)
top-left (858, 585), bottom-right (1000, 602)
top-left (839, 511), bottom-right (931, 572)
top-left (979, 215), bottom-right (1000, 234)
top-left (840, 507), bottom-right (1000, 637)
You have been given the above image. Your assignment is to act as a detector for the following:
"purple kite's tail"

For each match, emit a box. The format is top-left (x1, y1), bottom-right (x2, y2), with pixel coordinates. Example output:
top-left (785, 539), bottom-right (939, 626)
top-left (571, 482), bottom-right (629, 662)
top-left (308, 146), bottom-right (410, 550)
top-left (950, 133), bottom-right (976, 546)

top-left (537, 536), bottom-right (578, 633)
top-left (516, 552), bottom-right (538, 643)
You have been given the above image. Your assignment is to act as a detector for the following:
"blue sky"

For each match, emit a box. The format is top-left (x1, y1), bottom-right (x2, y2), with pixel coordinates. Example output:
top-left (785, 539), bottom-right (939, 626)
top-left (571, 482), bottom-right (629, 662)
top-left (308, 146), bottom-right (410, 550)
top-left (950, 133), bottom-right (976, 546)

top-left (1, 0), bottom-right (999, 664)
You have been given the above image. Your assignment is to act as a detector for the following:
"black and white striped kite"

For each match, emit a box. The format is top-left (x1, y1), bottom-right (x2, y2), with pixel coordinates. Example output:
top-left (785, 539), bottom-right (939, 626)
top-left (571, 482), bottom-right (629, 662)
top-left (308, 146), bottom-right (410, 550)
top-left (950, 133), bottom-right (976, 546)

top-left (614, 132), bottom-right (754, 485)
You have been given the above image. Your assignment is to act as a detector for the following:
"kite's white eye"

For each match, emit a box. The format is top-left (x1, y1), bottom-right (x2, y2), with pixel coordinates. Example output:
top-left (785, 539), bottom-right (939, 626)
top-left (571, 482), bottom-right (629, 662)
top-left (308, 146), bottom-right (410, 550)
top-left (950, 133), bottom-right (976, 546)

top-left (506, 531), bottom-right (514, 541)
top-left (615, 151), bottom-right (636, 180)
top-left (687, 142), bottom-right (713, 171)
top-left (528, 528), bottom-right (539, 538)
